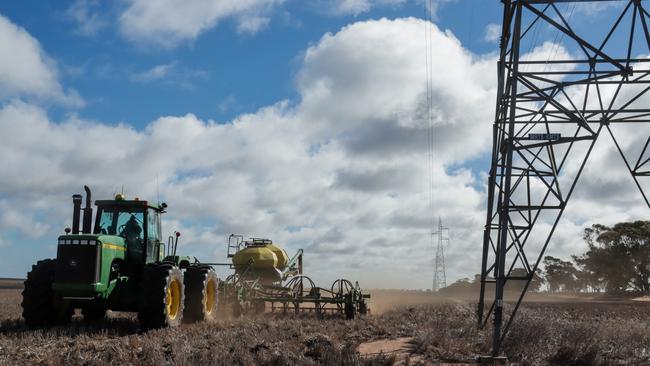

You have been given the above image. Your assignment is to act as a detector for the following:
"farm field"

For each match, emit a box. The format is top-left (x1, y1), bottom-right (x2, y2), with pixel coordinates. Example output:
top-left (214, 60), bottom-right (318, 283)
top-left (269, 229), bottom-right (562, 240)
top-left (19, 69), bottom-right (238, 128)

top-left (1, 283), bottom-right (650, 365)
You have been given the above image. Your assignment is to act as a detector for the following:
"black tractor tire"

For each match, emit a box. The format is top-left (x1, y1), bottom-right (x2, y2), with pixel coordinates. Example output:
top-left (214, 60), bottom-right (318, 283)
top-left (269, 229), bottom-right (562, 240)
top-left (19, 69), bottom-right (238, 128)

top-left (183, 267), bottom-right (218, 323)
top-left (81, 303), bottom-right (107, 322)
top-left (138, 264), bottom-right (184, 330)
top-left (21, 259), bottom-right (73, 328)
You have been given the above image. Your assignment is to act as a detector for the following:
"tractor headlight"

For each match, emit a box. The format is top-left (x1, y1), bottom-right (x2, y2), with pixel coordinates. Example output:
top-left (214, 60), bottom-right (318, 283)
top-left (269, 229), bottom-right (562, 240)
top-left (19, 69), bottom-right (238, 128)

top-left (79, 240), bottom-right (88, 245)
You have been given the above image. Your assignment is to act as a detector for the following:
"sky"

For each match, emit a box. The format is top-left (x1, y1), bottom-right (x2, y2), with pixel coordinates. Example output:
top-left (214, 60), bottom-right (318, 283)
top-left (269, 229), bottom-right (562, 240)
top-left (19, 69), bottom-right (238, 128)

top-left (0, 0), bottom-right (647, 289)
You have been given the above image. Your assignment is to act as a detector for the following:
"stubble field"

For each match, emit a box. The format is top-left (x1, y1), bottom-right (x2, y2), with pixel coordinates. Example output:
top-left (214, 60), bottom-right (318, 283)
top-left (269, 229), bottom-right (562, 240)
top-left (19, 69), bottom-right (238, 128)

top-left (1, 284), bottom-right (650, 365)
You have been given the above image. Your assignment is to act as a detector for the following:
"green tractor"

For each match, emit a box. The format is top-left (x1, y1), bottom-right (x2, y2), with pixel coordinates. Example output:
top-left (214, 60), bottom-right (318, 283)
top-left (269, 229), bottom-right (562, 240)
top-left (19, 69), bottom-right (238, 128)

top-left (21, 186), bottom-right (219, 329)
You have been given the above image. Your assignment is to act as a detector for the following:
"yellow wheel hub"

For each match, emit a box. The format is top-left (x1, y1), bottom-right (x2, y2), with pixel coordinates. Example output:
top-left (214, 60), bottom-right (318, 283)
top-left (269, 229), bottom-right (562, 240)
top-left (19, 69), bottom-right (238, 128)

top-left (205, 279), bottom-right (216, 315)
top-left (166, 279), bottom-right (181, 320)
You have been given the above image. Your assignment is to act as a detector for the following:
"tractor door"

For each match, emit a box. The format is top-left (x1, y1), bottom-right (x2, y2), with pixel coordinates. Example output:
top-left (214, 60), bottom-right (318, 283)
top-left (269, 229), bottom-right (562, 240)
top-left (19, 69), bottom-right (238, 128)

top-left (145, 208), bottom-right (162, 263)
top-left (118, 211), bottom-right (145, 263)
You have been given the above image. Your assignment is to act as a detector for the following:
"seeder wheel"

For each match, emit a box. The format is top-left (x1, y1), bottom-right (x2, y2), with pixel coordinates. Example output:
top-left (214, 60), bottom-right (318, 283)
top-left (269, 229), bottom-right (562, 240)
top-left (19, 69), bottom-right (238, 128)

top-left (331, 278), bottom-right (353, 298)
top-left (286, 275), bottom-right (316, 298)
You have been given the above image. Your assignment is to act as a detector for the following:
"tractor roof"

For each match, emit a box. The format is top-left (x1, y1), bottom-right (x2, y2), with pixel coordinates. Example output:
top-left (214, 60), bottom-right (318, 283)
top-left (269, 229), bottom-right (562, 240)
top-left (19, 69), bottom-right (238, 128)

top-left (95, 199), bottom-right (165, 212)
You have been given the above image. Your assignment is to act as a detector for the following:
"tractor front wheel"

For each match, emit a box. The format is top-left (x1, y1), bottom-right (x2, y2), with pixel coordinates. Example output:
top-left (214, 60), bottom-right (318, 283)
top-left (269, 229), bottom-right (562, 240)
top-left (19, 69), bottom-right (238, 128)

top-left (183, 267), bottom-right (218, 323)
top-left (138, 264), bottom-right (184, 330)
top-left (21, 259), bottom-right (73, 328)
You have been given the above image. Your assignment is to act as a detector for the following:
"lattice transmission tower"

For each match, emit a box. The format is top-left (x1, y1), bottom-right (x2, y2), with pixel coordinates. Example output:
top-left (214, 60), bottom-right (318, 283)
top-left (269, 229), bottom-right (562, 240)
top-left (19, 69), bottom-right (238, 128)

top-left (478, 0), bottom-right (650, 357)
top-left (432, 217), bottom-right (448, 292)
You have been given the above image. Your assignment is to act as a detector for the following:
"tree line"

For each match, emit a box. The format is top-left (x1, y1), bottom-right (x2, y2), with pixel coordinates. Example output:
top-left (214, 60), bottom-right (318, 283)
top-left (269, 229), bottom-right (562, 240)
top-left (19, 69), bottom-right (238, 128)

top-left (442, 220), bottom-right (650, 294)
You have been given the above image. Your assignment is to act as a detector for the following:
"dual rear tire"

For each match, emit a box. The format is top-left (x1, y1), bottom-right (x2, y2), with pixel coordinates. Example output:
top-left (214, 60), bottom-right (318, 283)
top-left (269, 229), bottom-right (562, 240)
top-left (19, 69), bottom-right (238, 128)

top-left (138, 264), bottom-right (185, 330)
top-left (138, 264), bottom-right (219, 329)
top-left (183, 267), bottom-right (218, 322)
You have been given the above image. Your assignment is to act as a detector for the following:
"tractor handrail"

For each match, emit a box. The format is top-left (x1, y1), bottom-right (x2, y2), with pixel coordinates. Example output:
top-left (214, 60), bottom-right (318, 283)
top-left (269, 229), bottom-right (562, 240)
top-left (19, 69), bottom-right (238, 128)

top-left (227, 234), bottom-right (244, 258)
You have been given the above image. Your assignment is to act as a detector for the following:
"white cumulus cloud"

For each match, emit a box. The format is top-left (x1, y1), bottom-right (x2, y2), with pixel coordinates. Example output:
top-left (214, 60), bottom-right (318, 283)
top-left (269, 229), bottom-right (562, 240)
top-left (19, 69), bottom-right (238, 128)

top-left (130, 63), bottom-right (176, 83)
top-left (65, 0), bottom-right (108, 37)
top-left (484, 23), bottom-right (500, 43)
top-left (119, 0), bottom-right (285, 48)
top-left (328, 0), bottom-right (406, 16)
top-left (129, 62), bottom-right (209, 89)
top-left (0, 14), bottom-right (83, 106)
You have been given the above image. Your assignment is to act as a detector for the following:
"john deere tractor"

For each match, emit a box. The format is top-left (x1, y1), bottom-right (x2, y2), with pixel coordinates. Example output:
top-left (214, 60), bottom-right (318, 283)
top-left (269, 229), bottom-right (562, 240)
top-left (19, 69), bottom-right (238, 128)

top-left (21, 186), bottom-right (218, 329)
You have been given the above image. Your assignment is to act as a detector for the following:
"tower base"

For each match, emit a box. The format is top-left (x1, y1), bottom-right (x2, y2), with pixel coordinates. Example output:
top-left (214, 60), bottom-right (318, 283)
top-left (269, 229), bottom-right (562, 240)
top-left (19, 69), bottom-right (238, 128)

top-left (477, 356), bottom-right (508, 365)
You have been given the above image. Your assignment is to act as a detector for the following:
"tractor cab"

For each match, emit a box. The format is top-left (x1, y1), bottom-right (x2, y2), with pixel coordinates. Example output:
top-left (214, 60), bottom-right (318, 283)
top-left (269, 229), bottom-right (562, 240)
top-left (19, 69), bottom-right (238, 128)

top-left (93, 194), bottom-right (166, 264)
top-left (52, 187), bottom-right (170, 301)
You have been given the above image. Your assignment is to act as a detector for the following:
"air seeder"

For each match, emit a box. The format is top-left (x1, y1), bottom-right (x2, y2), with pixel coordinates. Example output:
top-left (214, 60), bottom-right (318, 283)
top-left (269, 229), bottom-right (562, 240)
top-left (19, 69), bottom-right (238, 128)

top-left (21, 186), bottom-right (217, 329)
top-left (218, 235), bottom-right (370, 319)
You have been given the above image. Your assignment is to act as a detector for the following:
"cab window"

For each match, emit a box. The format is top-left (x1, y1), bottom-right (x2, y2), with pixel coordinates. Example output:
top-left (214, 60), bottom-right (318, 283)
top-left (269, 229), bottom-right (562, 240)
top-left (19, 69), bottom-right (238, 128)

top-left (95, 207), bottom-right (145, 262)
top-left (97, 208), bottom-right (144, 237)
top-left (146, 209), bottom-right (161, 262)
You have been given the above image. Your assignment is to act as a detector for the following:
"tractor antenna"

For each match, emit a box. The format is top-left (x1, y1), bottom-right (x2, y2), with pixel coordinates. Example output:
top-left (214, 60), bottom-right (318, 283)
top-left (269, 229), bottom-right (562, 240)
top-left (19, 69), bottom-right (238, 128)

top-left (156, 175), bottom-right (160, 204)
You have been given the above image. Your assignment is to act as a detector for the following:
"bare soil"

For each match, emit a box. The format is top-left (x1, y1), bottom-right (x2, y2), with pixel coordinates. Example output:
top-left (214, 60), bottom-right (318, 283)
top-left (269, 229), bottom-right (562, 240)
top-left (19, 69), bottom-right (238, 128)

top-left (0, 278), bottom-right (24, 290)
top-left (357, 337), bottom-right (426, 365)
top-left (2, 288), bottom-right (650, 365)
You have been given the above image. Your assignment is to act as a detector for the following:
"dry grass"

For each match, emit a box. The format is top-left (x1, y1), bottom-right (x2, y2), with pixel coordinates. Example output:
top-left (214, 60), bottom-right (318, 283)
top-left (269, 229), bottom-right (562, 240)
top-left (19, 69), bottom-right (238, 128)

top-left (2, 288), bottom-right (650, 365)
top-left (412, 302), bottom-right (650, 365)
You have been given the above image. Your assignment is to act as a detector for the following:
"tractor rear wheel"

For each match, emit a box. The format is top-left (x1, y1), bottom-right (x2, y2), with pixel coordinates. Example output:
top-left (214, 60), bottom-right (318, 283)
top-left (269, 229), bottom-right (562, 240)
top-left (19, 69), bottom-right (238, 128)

top-left (21, 259), bottom-right (73, 328)
top-left (138, 264), bottom-right (184, 330)
top-left (183, 267), bottom-right (218, 323)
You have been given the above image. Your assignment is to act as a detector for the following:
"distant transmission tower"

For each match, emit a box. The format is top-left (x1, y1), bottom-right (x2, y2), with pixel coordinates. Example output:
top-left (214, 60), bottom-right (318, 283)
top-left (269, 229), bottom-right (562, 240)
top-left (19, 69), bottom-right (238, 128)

top-left (432, 217), bottom-right (448, 292)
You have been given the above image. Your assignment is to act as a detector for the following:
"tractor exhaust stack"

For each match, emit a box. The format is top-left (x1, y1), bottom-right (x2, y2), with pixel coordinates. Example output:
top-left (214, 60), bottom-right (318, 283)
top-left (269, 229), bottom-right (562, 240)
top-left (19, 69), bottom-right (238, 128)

top-left (82, 185), bottom-right (93, 234)
top-left (71, 194), bottom-right (82, 234)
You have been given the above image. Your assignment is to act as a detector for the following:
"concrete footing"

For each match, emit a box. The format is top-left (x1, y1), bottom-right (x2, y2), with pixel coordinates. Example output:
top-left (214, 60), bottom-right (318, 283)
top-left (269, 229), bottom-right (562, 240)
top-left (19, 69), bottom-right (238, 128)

top-left (477, 356), bottom-right (508, 365)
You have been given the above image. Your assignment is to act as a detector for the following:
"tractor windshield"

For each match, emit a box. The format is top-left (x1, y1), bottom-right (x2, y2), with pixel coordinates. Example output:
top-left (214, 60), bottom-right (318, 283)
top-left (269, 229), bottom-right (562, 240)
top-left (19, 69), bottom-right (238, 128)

top-left (96, 208), bottom-right (144, 239)
top-left (96, 206), bottom-right (146, 262)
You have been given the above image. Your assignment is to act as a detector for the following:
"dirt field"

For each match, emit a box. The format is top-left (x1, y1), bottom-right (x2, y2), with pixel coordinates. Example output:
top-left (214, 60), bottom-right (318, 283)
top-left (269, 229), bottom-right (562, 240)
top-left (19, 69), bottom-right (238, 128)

top-left (0, 278), bottom-right (25, 290)
top-left (2, 285), bottom-right (650, 365)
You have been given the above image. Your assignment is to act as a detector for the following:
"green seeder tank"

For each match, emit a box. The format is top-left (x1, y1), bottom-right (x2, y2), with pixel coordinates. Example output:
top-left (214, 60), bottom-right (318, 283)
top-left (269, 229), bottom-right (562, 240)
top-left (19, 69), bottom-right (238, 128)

top-left (231, 238), bottom-right (289, 284)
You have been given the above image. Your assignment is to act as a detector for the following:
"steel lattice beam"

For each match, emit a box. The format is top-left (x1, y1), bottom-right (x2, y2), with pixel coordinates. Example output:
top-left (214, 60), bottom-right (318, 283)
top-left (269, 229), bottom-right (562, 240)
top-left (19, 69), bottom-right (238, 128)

top-left (478, 0), bottom-right (650, 356)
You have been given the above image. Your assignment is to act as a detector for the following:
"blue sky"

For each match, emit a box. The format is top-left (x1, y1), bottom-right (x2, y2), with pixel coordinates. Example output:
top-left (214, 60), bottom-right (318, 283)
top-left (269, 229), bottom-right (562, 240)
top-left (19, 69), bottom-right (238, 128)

top-left (1, 0), bottom-right (646, 289)
top-left (0, 1), bottom-right (501, 127)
